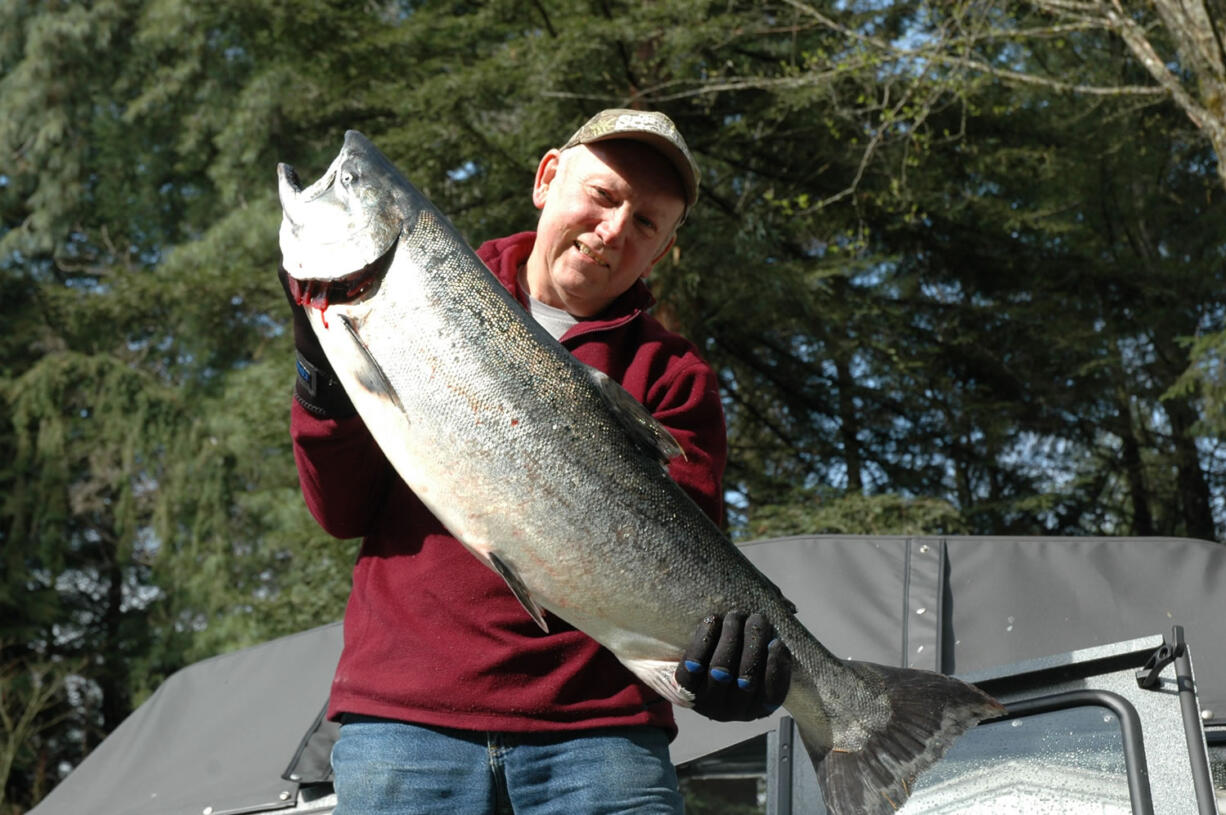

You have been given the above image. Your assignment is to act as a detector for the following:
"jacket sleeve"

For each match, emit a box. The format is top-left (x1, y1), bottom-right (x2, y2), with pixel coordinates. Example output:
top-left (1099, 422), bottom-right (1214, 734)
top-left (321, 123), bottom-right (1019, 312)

top-left (648, 359), bottom-right (729, 527)
top-left (290, 397), bottom-right (394, 539)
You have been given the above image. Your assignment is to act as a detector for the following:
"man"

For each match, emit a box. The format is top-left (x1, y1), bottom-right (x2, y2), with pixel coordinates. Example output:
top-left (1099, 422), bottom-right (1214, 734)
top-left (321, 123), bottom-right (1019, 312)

top-left (284, 110), bottom-right (790, 814)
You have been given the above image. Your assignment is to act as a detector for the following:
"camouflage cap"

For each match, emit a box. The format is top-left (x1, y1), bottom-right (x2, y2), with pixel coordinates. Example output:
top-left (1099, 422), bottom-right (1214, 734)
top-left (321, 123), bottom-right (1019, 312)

top-left (561, 108), bottom-right (699, 210)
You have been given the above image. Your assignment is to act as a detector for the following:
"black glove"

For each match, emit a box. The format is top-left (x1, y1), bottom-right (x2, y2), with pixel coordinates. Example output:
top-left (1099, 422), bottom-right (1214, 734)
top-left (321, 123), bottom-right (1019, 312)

top-left (278, 266), bottom-right (356, 419)
top-left (675, 611), bottom-right (792, 722)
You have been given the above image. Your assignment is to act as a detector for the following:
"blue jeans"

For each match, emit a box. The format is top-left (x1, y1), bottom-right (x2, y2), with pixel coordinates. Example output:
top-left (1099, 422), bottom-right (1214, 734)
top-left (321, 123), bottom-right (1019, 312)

top-left (330, 716), bottom-right (684, 815)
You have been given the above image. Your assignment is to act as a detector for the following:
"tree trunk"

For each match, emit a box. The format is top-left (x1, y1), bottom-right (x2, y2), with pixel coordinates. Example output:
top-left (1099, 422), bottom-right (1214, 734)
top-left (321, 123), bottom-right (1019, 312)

top-left (1163, 395), bottom-right (1217, 540)
top-left (1115, 395), bottom-right (1154, 536)
top-left (836, 354), bottom-right (863, 492)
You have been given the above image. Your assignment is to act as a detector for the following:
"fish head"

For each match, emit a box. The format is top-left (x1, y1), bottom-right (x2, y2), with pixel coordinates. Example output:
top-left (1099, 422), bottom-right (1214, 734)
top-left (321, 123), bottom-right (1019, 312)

top-left (278, 130), bottom-right (417, 282)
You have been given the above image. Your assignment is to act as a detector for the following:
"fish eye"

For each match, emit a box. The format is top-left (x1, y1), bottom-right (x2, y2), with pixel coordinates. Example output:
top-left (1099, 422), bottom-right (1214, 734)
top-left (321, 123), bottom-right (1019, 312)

top-left (339, 161), bottom-right (360, 188)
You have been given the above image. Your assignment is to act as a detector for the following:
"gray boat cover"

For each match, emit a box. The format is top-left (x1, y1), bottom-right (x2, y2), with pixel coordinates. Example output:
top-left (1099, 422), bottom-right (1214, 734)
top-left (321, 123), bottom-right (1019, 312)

top-left (30, 535), bottom-right (1226, 815)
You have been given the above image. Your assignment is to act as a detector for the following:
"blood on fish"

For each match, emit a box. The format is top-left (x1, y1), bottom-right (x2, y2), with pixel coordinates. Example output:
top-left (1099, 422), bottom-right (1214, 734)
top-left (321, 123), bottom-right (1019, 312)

top-left (287, 266), bottom-right (381, 332)
top-left (309, 283), bottom-right (331, 329)
top-left (288, 276), bottom-right (333, 328)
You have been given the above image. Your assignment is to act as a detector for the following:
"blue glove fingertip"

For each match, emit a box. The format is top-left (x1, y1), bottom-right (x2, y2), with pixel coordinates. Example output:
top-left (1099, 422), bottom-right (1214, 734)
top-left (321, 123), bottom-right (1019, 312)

top-left (683, 660), bottom-right (705, 674)
top-left (736, 677), bottom-right (753, 690)
top-left (710, 667), bottom-right (733, 684)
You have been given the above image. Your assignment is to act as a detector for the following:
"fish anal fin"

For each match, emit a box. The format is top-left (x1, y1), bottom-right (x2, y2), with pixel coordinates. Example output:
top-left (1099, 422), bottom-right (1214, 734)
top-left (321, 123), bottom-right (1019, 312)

top-left (488, 552), bottom-right (549, 632)
top-left (587, 367), bottom-right (683, 465)
top-left (619, 657), bottom-right (695, 707)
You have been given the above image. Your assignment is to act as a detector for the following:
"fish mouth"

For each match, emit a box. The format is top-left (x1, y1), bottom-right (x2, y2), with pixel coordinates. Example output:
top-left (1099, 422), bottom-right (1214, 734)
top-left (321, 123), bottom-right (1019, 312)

top-left (279, 162), bottom-right (305, 196)
top-left (285, 233), bottom-right (396, 312)
top-left (278, 160), bottom-right (339, 207)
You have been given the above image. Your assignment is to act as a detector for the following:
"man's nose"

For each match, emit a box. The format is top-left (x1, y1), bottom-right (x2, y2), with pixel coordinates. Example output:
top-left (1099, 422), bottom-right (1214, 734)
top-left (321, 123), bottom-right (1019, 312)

top-left (596, 204), bottom-right (632, 245)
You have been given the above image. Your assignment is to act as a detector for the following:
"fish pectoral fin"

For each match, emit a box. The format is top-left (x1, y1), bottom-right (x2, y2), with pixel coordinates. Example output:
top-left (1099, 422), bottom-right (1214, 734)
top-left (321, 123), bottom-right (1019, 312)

top-left (620, 657), bottom-right (696, 707)
top-left (487, 552), bottom-right (550, 632)
top-left (339, 314), bottom-right (404, 411)
top-left (587, 368), bottom-right (683, 466)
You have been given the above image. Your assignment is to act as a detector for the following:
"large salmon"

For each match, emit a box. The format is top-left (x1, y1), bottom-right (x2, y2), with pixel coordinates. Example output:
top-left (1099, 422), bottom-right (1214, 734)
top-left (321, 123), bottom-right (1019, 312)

top-left (277, 130), bottom-right (1003, 814)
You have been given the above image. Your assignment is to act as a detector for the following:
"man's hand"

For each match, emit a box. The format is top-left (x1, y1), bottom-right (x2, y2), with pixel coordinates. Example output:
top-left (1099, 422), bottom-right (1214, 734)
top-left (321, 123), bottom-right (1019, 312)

top-left (675, 611), bottom-right (792, 722)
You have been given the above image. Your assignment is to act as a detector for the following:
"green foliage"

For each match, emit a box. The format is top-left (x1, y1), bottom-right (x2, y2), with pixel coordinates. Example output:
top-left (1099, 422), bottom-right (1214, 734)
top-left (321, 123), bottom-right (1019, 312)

top-left (148, 358), bottom-right (353, 673)
top-left (1, 350), bottom-right (182, 803)
top-left (1169, 332), bottom-right (1226, 436)
top-left (0, 646), bottom-right (78, 814)
top-left (741, 491), bottom-right (968, 540)
top-left (681, 776), bottom-right (764, 815)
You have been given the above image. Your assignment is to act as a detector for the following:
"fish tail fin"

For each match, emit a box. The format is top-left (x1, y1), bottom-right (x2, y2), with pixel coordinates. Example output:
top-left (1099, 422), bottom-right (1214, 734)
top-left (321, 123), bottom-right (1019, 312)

top-left (798, 663), bottom-right (1005, 815)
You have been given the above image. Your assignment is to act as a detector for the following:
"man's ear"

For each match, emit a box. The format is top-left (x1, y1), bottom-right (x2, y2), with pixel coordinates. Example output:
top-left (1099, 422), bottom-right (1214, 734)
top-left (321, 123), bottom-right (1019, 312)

top-left (532, 149), bottom-right (563, 210)
top-left (644, 234), bottom-right (678, 279)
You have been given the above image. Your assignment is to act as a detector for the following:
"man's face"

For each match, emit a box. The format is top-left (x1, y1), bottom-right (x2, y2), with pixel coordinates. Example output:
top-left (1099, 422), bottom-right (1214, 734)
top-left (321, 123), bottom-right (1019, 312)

top-left (524, 140), bottom-right (687, 318)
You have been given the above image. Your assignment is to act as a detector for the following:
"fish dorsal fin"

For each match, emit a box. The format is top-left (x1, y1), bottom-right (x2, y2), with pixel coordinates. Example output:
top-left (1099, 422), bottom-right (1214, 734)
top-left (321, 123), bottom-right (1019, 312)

top-left (587, 367), bottom-right (683, 466)
top-left (487, 552), bottom-right (550, 632)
